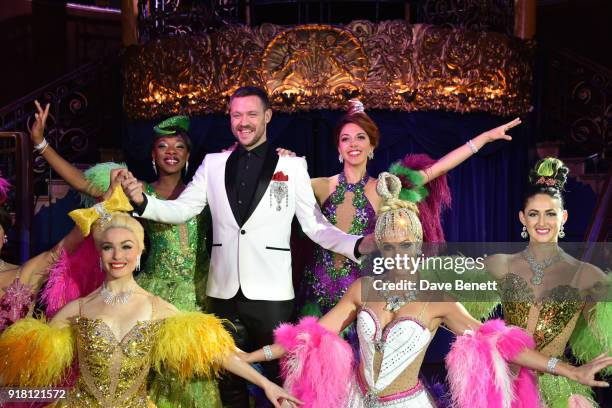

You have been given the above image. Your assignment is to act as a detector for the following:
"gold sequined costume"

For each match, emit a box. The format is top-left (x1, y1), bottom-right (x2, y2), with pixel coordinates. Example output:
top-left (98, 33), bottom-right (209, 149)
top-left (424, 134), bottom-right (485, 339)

top-left (499, 261), bottom-right (611, 408)
top-left (0, 298), bottom-right (234, 408)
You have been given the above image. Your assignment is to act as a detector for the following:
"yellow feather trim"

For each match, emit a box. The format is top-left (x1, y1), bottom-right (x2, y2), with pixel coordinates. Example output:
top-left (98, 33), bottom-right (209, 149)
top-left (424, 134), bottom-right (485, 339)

top-left (0, 318), bottom-right (74, 386)
top-left (152, 312), bottom-right (235, 383)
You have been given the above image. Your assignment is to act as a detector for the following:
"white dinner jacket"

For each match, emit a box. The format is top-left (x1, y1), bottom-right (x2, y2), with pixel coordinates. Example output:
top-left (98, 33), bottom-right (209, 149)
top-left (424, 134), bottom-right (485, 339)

top-left (139, 150), bottom-right (360, 300)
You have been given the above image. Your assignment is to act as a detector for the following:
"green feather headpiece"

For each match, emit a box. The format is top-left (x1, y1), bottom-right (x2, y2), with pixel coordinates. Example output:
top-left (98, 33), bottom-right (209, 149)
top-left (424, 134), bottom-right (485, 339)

top-left (389, 162), bottom-right (429, 204)
top-left (535, 157), bottom-right (564, 177)
top-left (80, 162), bottom-right (127, 207)
top-left (153, 115), bottom-right (190, 135)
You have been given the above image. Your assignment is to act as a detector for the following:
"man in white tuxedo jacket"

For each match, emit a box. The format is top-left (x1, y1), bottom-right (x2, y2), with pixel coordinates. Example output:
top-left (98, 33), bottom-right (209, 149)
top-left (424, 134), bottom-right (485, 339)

top-left (122, 86), bottom-right (372, 407)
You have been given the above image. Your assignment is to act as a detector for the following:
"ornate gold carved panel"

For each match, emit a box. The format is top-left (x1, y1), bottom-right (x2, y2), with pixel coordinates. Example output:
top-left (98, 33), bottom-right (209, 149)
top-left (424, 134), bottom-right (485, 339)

top-left (123, 20), bottom-right (533, 118)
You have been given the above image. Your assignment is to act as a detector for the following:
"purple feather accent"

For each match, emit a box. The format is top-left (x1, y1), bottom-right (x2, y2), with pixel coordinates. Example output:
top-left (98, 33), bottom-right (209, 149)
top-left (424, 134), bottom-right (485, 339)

top-left (420, 375), bottom-right (451, 408)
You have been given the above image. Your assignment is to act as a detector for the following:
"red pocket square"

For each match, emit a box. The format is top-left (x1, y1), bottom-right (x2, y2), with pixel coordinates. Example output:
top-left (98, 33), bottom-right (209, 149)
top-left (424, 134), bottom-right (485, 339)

top-left (272, 171), bottom-right (289, 181)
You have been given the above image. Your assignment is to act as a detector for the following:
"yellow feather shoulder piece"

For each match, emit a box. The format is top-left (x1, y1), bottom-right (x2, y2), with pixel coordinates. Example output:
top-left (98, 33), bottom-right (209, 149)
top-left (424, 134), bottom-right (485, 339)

top-left (151, 312), bottom-right (235, 383)
top-left (0, 318), bottom-right (75, 386)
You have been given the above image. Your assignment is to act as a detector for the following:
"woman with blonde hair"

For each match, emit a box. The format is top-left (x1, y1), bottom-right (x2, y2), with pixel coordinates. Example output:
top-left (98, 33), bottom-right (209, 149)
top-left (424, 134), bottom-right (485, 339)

top-left (31, 102), bottom-right (219, 407)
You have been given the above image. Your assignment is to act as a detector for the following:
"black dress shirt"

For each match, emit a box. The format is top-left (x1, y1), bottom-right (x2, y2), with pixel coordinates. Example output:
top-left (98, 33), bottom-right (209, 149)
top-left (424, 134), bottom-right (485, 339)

top-left (235, 142), bottom-right (269, 224)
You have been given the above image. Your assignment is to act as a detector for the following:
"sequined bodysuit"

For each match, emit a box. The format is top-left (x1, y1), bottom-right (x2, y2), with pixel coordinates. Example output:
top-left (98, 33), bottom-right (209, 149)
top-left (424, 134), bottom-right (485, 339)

top-left (500, 273), bottom-right (585, 357)
top-left (347, 304), bottom-right (436, 407)
top-left (301, 174), bottom-right (376, 315)
top-left (51, 301), bottom-right (162, 407)
top-left (137, 183), bottom-right (209, 311)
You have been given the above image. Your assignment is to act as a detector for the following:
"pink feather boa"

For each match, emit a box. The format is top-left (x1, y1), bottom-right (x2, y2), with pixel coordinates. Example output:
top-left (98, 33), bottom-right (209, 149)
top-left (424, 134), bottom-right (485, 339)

top-left (446, 319), bottom-right (542, 408)
top-left (41, 235), bottom-right (105, 317)
top-left (274, 316), bottom-right (354, 408)
top-left (0, 174), bottom-right (11, 204)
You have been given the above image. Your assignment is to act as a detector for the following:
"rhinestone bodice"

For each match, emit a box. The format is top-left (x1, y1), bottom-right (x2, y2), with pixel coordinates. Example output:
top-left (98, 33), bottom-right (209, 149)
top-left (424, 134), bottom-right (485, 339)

top-left (302, 174), bottom-right (376, 313)
top-left (356, 306), bottom-right (432, 396)
top-left (53, 317), bottom-right (163, 407)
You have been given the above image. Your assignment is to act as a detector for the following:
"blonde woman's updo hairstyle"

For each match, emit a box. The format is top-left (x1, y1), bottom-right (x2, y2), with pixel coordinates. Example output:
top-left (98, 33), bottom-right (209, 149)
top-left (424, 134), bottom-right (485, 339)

top-left (93, 213), bottom-right (145, 252)
top-left (375, 172), bottom-right (423, 243)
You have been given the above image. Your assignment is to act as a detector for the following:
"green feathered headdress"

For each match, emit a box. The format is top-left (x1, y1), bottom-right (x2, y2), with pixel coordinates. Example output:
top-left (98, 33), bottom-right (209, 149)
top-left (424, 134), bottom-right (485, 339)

top-left (535, 157), bottom-right (564, 177)
top-left (80, 162), bottom-right (127, 207)
top-left (153, 115), bottom-right (190, 135)
top-left (389, 161), bottom-right (429, 204)
top-left (529, 157), bottom-right (569, 191)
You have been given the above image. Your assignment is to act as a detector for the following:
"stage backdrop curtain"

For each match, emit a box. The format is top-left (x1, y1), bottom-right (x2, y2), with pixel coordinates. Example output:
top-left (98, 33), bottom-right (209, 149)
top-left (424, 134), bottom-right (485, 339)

top-left (124, 110), bottom-right (531, 242)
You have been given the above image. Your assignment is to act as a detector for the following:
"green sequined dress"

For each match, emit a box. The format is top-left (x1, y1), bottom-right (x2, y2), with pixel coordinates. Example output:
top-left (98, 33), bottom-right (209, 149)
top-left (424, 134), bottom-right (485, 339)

top-left (137, 183), bottom-right (221, 408)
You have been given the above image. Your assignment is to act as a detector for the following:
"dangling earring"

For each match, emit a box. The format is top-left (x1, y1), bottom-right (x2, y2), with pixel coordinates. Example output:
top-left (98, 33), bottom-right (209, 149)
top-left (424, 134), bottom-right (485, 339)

top-left (136, 255), bottom-right (141, 271)
top-left (184, 161), bottom-right (189, 175)
top-left (521, 225), bottom-right (528, 239)
top-left (558, 224), bottom-right (565, 239)
top-left (368, 151), bottom-right (374, 160)
top-left (2, 235), bottom-right (7, 244)
top-left (99, 257), bottom-right (103, 271)
top-left (338, 154), bottom-right (343, 163)
top-left (152, 160), bottom-right (157, 175)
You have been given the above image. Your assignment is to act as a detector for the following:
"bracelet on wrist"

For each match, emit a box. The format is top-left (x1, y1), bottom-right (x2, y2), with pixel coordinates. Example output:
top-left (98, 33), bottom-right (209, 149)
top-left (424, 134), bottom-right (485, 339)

top-left (546, 357), bottom-right (560, 375)
top-left (466, 139), bottom-right (478, 154)
top-left (263, 345), bottom-right (273, 361)
top-left (34, 138), bottom-right (49, 153)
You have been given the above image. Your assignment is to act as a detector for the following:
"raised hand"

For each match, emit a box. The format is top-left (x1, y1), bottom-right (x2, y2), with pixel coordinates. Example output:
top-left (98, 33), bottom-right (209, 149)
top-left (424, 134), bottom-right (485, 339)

top-left (100, 168), bottom-right (129, 200)
top-left (358, 233), bottom-right (377, 255)
top-left (480, 117), bottom-right (522, 142)
top-left (31, 100), bottom-right (50, 145)
top-left (571, 353), bottom-right (612, 387)
top-left (120, 171), bottom-right (144, 205)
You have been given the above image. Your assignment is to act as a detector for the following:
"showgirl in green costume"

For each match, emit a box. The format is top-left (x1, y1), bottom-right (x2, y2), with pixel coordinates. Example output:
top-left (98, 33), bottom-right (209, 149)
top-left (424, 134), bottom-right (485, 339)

top-left (135, 116), bottom-right (219, 407)
top-left (135, 116), bottom-right (210, 313)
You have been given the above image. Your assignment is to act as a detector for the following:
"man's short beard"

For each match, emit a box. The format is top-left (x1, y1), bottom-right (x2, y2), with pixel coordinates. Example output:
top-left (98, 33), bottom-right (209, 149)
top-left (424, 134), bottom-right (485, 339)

top-left (240, 129), bottom-right (265, 148)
